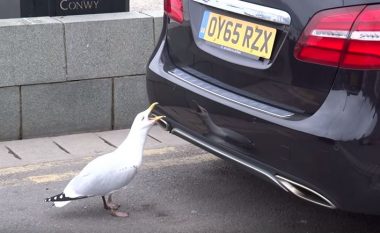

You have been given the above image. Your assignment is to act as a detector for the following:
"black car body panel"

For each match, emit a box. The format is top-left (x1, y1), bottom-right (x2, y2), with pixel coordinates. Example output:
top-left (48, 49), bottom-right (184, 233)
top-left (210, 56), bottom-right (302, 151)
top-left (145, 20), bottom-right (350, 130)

top-left (166, 0), bottom-right (346, 114)
top-left (147, 0), bottom-right (380, 214)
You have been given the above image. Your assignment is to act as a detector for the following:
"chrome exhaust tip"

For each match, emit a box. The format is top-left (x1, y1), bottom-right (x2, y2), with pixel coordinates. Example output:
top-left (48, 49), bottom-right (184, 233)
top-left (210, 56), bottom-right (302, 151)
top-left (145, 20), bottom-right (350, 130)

top-left (275, 175), bottom-right (336, 209)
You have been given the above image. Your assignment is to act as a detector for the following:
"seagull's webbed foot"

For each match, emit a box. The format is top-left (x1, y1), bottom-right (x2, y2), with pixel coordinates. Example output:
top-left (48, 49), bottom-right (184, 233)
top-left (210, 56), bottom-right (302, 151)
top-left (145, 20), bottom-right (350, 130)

top-left (111, 209), bottom-right (129, 218)
top-left (102, 195), bottom-right (127, 217)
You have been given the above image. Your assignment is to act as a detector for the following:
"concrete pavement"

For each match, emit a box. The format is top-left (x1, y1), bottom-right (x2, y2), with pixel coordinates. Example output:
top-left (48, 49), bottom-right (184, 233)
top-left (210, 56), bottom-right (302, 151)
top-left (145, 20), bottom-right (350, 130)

top-left (0, 126), bottom-right (187, 169)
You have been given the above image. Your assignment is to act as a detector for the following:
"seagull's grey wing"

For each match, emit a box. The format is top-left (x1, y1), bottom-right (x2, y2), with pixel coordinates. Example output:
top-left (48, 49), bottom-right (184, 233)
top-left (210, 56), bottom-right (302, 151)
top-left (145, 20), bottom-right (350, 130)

top-left (64, 154), bottom-right (137, 197)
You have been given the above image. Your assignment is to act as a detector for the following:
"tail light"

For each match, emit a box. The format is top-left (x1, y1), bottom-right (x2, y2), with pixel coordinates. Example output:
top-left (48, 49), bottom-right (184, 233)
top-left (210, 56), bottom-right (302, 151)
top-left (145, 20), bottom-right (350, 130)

top-left (294, 5), bottom-right (380, 70)
top-left (164, 0), bottom-right (184, 24)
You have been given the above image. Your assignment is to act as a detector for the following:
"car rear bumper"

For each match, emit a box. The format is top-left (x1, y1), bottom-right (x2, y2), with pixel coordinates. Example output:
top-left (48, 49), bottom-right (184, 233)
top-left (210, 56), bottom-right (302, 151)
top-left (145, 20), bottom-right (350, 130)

top-left (146, 40), bottom-right (380, 215)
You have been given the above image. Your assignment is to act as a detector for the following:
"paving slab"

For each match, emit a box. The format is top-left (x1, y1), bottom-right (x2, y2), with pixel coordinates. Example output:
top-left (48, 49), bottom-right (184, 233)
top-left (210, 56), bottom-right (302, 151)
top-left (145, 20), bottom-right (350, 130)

top-left (0, 126), bottom-right (188, 169)
top-left (95, 128), bottom-right (162, 149)
top-left (0, 138), bottom-right (69, 167)
top-left (148, 126), bottom-right (188, 146)
top-left (95, 127), bottom-right (187, 148)
top-left (0, 145), bottom-right (18, 168)
top-left (52, 133), bottom-right (115, 156)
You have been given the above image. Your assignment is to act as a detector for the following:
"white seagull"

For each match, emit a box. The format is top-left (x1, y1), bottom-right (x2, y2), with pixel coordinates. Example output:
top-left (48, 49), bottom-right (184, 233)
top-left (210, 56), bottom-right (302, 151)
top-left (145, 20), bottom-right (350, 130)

top-left (45, 102), bottom-right (165, 217)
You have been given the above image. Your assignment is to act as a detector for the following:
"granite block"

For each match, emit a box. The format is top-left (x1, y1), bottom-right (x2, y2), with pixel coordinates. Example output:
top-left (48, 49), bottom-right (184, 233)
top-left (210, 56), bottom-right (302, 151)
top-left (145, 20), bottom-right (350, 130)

top-left (59, 12), bottom-right (155, 80)
top-left (114, 75), bottom-right (148, 129)
top-left (0, 87), bottom-right (20, 140)
top-left (141, 11), bottom-right (164, 44)
top-left (0, 17), bottom-right (65, 87)
top-left (21, 79), bottom-right (112, 138)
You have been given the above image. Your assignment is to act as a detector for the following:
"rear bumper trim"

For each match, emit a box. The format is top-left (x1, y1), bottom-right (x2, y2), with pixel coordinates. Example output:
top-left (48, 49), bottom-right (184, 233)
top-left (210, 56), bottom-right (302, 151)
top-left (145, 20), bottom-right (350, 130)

top-left (168, 68), bottom-right (294, 118)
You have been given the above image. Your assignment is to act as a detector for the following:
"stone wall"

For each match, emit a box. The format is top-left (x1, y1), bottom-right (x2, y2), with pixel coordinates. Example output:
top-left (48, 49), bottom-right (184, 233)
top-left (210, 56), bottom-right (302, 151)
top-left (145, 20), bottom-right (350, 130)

top-left (0, 0), bottom-right (20, 19)
top-left (0, 11), bottom-right (163, 141)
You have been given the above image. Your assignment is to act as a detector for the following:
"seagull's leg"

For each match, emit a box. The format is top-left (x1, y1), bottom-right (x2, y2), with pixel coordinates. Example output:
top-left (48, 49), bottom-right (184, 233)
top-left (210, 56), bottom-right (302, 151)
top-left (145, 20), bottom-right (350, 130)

top-left (106, 194), bottom-right (120, 210)
top-left (102, 196), bottom-right (111, 210)
top-left (103, 194), bottom-right (128, 217)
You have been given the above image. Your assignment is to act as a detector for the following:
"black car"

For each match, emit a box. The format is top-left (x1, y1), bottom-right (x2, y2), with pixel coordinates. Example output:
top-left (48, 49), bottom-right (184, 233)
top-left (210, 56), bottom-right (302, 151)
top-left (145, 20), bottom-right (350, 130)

top-left (146, 0), bottom-right (380, 214)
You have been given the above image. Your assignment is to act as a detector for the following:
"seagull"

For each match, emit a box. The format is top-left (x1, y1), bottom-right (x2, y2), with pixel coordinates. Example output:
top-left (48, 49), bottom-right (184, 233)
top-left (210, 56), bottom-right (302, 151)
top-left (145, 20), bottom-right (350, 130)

top-left (45, 102), bottom-right (165, 217)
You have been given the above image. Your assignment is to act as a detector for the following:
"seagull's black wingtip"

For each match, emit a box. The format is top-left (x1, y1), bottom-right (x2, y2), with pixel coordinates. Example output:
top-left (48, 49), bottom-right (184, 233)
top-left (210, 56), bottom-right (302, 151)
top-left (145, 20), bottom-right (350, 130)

top-left (45, 192), bottom-right (88, 202)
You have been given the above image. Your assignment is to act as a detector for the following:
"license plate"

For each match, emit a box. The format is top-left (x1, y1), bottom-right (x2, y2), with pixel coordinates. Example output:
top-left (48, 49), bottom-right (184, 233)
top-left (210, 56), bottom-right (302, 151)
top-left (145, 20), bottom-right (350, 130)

top-left (199, 11), bottom-right (277, 59)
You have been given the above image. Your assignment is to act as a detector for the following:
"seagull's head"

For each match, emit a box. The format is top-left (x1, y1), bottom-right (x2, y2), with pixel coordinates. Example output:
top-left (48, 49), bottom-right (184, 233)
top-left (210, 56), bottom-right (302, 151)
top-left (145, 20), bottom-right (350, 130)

top-left (132, 102), bottom-right (165, 132)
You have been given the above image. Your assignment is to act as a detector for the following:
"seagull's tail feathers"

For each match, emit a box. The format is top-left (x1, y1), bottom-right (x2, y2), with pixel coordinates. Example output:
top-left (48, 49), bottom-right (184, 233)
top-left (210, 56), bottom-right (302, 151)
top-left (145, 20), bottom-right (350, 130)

top-left (45, 192), bottom-right (87, 208)
top-left (54, 201), bottom-right (71, 208)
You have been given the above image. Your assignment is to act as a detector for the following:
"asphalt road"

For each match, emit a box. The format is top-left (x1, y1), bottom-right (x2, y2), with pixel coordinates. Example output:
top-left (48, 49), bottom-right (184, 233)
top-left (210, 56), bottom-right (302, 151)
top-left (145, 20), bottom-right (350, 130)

top-left (1, 144), bottom-right (380, 233)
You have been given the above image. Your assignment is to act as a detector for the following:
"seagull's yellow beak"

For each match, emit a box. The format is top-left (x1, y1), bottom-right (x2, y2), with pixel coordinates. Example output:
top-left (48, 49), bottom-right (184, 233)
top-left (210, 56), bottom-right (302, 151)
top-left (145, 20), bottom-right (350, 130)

top-left (147, 102), bottom-right (166, 121)
top-left (147, 102), bottom-right (159, 113)
top-left (151, 115), bottom-right (166, 121)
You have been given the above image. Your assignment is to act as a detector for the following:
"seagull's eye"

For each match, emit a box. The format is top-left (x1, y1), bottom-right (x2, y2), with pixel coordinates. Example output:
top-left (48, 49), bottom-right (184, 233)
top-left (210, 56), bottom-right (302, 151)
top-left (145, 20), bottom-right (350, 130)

top-left (141, 116), bottom-right (145, 121)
